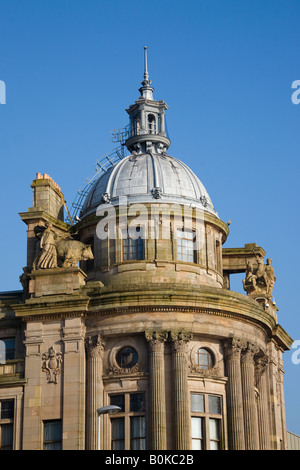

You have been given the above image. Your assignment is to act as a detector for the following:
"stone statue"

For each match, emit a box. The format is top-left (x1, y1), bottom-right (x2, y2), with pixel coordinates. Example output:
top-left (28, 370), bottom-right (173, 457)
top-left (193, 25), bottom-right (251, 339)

top-left (34, 222), bottom-right (58, 269)
top-left (33, 223), bottom-right (94, 270)
top-left (243, 257), bottom-right (276, 297)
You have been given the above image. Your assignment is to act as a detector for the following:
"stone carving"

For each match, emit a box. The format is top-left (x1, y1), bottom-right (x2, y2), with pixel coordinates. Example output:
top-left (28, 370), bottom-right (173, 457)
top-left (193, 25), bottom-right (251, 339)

top-left (152, 187), bottom-right (162, 199)
top-left (243, 257), bottom-right (276, 297)
top-left (200, 195), bottom-right (208, 207)
top-left (189, 363), bottom-right (221, 377)
top-left (85, 335), bottom-right (105, 359)
top-left (42, 346), bottom-right (63, 384)
top-left (145, 330), bottom-right (168, 352)
top-left (33, 223), bottom-right (94, 270)
top-left (56, 239), bottom-right (94, 268)
top-left (109, 363), bottom-right (140, 375)
top-left (101, 192), bottom-right (111, 203)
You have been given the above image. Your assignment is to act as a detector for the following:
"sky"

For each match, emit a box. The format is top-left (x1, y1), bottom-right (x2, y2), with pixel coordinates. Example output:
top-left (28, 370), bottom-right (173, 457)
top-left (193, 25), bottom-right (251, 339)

top-left (0, 0), bottom-right (300, 436)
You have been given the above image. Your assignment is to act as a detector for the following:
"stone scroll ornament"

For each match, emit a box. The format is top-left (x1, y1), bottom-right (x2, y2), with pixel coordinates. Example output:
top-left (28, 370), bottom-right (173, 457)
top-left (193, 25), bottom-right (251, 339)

top-left (33, 223), bottom-right (94, 269)
top-left (242, 257), bottom-right (276, 297)
top-left (42, 347), bottom-right (63, 384)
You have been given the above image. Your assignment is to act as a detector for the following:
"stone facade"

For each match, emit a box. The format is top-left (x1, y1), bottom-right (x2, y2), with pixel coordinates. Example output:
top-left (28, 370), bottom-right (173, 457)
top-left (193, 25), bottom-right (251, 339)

top-left (0, 51), bottom-right (293, 450)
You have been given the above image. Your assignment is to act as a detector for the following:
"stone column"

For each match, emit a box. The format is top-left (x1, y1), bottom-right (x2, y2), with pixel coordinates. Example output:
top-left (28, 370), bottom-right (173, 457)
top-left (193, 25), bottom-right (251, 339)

top-left (255, 354), bottom-right (271, 449)
top-left (145, 331), bottom-right (168, 450)
top-left (85, 334), bottom-right (105, 450)
top-left (170, 331), bottom-right (192, 450)
top-left (223, 338), bottom-right (246, 450)
top-left (241, 342), bottom-right (260, 450)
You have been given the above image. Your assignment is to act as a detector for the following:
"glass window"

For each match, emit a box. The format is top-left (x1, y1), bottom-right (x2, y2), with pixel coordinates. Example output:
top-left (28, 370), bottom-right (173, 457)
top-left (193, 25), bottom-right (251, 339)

top-left (209, 418), bottom-right (220, 450)
top-left (110, 392), bottom-right (146, 450)
top-left (177, 230), bottom-right (196, 263)
top-left (131, 416), bottom-right (146, 450)
top-left (123, 236), bottom-right (144, 261)
top-left (130, 393), bottom-right (145, 412)
top-left (208, 395), bottom-right (221, 414)
top-left (195, 348), bottom-right (213, 370)
top-left (43, 420), bottom-right (62, 450)
top-left (116, 347), bottom-right (138, 369)
top-left (110, 394), bottom-right (125, 412)
top-left (0, 338), bottom-right (15, 362)
top-left (191, 417), bottom-right (203, 450)
top-left (1, 423), bottom-right (13, 450)
top-left (0, 400), bottom-right (14, 420)
top-left (190, 393), bottom-right (222, 450)
top-left (111, 418), bottom-right (125, 450)
top-left (190, 394), bottom-right (204, 413)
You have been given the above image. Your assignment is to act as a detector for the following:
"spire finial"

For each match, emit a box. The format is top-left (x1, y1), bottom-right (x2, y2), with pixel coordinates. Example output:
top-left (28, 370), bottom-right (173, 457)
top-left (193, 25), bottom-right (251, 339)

top-left (144, 46), bottom-right (149, 82)
top-left (140, 46), bottom-right (154, 99)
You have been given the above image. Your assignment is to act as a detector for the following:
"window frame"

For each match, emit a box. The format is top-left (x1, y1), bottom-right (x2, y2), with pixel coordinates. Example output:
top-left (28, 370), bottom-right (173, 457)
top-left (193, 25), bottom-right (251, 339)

top-left (110, 392), bottom-right (146, 450)
top-left (190, 393), bottom-right (223, 450)
top-left (0, 399), bottom-right (14, 450)
top-left (176, 229), bottom-right (197, 263)
top-left (43, 419), bottom-right (63, 450)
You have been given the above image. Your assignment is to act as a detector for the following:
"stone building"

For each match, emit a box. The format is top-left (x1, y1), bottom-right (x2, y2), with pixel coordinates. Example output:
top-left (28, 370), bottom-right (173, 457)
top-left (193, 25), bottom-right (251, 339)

top-left (0, 49), bottom-right (292, 450)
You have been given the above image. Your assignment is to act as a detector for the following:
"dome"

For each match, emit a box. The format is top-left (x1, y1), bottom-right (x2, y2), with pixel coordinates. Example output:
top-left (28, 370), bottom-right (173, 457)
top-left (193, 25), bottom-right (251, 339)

top-left (81, 152), bottom-right (218, 218)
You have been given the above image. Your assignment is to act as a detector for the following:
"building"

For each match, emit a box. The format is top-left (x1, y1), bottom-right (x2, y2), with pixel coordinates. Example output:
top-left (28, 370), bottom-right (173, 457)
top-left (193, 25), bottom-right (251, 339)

top-left (0, 48), bottom-right (293, 450)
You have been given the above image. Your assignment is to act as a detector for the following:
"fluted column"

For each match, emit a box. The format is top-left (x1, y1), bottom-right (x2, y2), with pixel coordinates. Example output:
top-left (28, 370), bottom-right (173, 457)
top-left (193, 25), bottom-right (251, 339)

top-left (255, 354), bottom-right (271, 449)
top-left (145, 330), bottom-right (168, 450)
top-left (85, 334), bottom-right (105, 450)
top-left (170, 331), bottom-right (192, 450)
top-left (223, 338), bottom-right (246, 450)
top-left (241, 342), bottom-right (260, 450)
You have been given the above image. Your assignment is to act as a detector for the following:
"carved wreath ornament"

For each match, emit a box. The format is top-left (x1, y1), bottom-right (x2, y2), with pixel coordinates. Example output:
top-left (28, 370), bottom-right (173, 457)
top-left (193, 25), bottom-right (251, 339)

top-left (42, 346), bottom-right (63, 384)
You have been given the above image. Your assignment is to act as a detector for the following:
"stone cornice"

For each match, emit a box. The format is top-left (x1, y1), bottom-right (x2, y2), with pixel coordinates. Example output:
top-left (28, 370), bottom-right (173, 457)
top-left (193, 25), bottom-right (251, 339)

top-left (12, 295), bottom-right (90, 320)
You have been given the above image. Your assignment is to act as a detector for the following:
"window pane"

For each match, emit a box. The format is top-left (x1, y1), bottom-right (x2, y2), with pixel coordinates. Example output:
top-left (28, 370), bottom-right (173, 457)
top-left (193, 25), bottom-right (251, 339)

top-left (1, 400), bottom-right (14, 420)
top-left (44, 421), bottom-right (62, 450)
top-left (1, 423), bottom-right (13, 450)
top-left (192, 439), bottom-right (202, 450)
top-left (130, 393), bottom-right (145, 412)
top-left (110, 394), bottom-right (125, 412)
top-left (208, 396), bottom-right (221, 414)
top-left (191, 394), bottom-right (204, 413)
top-left (191, 417), bottom-right (203, 438)
top-left (131, 417), bottom-right (146, 450)
top-left (209, 418), bottom-right (220, 450)
top-left (111, 418), bottom-right (125, 450)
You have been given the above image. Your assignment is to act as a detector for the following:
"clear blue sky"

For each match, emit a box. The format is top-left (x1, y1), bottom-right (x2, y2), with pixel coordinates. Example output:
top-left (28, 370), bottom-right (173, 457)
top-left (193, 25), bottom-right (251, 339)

top-left (1, 0), bottom-right (300, 436)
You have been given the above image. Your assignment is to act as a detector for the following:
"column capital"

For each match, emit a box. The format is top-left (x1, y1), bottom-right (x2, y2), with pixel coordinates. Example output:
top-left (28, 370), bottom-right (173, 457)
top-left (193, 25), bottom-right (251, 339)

top-left (241, 342), bottom-right (260, 364)
top-left (255, 353), bottom-right (269, 387)
top-left (145, 330), bottom-right (168, 352)
top-left (85, 334), bottom-right (105, 359)
top-left (223, 337), bottom-right (247, 361)
top-left (169, 331), bottom-right (193, 353)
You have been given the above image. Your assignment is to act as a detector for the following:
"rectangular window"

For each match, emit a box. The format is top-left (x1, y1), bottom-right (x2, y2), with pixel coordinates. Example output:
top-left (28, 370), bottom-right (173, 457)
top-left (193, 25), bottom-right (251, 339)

top-left (0, 400), bottom-right (14, 450)
top-left (123, 237), bottom-right (144, 261)
top-left (110, 392), bottom-right (146, 450)
top-left (43, 420), bottom-right (62, 450)
top-left (177, 230), bottom-right (196, 263)
top-left (190, 393), bottom-right (222, 450)
top-left (0, 338), bottom-right (15, 363)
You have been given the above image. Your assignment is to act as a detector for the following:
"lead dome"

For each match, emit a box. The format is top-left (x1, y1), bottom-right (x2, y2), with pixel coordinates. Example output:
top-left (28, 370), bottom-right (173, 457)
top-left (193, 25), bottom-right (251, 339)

top-left (81, 152), bottom-right (217, 218)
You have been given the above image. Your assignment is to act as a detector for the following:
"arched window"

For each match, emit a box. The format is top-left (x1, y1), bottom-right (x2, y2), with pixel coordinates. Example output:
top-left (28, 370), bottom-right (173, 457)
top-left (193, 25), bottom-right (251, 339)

top-left (195, 348), bottom-right (214, 370)
top-left (147, 114), bottom-right (156, 134)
